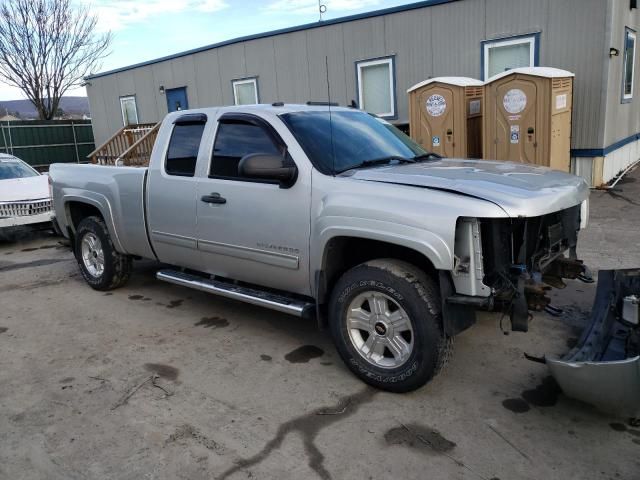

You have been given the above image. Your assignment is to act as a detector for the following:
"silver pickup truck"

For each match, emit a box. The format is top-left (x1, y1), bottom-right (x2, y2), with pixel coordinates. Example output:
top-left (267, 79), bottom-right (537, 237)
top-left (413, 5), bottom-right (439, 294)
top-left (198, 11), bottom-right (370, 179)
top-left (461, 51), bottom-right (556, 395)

top-left (50, 104), bottom-right (590, 392)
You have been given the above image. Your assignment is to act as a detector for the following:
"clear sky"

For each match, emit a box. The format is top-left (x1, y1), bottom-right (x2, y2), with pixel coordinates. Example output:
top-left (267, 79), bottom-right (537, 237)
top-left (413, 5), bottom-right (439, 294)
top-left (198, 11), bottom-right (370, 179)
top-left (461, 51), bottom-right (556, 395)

top-left (0, 0), bottom-right (415, 101)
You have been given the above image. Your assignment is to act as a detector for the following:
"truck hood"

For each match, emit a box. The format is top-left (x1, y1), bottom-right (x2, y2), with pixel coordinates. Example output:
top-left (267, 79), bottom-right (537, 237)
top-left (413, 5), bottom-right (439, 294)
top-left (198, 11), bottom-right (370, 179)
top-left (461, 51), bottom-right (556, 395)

top-left (346, 158), bottom-right (589, 217)
top-left (0, 175), bottom-right (49, 202)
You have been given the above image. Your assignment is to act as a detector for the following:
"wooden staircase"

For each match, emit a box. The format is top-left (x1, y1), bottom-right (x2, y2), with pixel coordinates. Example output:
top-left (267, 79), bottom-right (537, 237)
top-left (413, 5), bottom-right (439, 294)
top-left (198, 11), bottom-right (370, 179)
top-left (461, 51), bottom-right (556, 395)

top-left (88, 123), bottom-right (160, 166)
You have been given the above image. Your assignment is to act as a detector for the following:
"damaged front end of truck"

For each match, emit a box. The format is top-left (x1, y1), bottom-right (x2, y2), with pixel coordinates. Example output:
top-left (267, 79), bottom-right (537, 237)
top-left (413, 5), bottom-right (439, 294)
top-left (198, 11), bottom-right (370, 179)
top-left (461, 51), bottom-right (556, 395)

top-left (445, 202), bottom-right (592, 334)
top-left (449, 210), bottom-right (640, 417)
top-left (480, 203), bottom-right (592, 331)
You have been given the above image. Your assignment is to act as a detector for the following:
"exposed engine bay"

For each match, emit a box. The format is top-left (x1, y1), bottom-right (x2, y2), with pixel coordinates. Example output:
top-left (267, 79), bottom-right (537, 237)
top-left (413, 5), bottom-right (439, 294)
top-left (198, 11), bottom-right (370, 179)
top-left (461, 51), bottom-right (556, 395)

top-left (480, 203), bottom-right (591, 331)
top-left (446, 204), bottom-right (591, 334)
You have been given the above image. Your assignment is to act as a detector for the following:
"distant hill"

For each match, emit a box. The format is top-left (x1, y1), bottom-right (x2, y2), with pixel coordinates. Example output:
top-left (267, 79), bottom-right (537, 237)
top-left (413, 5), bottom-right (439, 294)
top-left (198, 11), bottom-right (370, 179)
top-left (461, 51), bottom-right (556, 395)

top-left (0, 96), bottom-right (90, 119)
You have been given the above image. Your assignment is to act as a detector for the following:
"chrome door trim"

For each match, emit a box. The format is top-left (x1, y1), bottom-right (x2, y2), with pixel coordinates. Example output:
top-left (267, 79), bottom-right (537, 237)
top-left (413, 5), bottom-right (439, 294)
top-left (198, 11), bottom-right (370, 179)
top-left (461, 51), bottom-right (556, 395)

top-left (151, 230), bottom-right (197, 249)
top-left (197, 238), bottom-right (299, 270)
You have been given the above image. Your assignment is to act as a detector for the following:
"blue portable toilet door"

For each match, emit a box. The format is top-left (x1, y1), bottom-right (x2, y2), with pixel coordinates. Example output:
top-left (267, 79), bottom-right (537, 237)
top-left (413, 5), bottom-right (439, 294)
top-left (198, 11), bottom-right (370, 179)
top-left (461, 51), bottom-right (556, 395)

top-left (166, 87), bottom-right (189, 112)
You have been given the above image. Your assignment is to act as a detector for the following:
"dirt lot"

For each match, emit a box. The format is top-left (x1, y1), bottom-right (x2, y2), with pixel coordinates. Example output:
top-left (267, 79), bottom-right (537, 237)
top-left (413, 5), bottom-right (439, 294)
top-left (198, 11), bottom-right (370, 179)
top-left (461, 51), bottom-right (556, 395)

top-left (1, 171), bottom-right (640, 480)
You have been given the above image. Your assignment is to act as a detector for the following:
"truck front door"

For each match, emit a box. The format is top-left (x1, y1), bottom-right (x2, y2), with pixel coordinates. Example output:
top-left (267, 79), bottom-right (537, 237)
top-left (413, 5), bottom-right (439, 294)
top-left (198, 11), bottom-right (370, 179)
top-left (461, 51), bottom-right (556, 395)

top-left (195, 113), bottom-right (311, 296)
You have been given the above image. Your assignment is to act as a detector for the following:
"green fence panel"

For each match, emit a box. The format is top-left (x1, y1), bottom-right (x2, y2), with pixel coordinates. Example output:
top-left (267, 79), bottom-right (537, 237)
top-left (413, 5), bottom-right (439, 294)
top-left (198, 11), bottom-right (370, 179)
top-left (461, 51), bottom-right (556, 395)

top-left (0, 124), bottom-right (6, 152)
top-left (74, 124), bottom-right (95, 143)
top-left (0, 120), bottom-right (95, 167)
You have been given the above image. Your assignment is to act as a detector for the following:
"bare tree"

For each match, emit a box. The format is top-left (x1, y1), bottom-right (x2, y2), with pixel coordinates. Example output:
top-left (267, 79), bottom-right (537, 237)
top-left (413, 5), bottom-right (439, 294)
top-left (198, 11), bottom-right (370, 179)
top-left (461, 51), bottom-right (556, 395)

top-left (0, 0), bottom-right (111, 120)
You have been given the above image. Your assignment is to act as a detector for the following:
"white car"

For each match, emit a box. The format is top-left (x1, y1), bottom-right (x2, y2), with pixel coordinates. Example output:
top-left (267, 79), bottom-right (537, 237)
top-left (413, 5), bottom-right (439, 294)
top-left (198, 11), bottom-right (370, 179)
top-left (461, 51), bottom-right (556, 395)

top-left (0, 154), bottom-right (53, 229)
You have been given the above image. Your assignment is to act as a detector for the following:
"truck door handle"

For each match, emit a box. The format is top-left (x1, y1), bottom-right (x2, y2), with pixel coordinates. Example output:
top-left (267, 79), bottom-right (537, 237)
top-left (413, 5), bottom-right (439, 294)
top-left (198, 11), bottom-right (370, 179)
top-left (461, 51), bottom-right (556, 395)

top-left (201, 193), bottom-right (226, 204)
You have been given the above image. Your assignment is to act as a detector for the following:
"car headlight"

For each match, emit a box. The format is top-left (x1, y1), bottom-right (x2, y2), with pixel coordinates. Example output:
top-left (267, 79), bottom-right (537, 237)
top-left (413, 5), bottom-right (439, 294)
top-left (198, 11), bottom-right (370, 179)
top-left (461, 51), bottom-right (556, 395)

top-left (580, 199), bottom-right (589, 230)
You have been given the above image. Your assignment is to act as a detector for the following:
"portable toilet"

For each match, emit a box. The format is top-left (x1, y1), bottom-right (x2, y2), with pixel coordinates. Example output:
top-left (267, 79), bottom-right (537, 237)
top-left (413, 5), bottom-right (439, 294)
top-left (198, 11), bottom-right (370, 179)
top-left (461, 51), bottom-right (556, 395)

top-left (408, 77), bottom-right (484, 158)
top-left (483, 67), bottom-right (574, 171)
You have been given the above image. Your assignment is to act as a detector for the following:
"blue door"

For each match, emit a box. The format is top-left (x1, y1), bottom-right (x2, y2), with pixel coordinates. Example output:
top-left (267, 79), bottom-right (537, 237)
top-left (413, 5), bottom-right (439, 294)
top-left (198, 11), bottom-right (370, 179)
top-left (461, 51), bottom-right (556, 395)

top-left (166, 87), bottom-right (188, 112)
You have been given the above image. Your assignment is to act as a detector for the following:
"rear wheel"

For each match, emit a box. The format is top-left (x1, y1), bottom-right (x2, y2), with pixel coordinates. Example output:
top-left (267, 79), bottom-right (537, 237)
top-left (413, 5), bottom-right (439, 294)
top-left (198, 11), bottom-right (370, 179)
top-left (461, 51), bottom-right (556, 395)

top-left (329, 259), bottom-right (452, 392)
top-left (75, 216), bottom-right (132, 290)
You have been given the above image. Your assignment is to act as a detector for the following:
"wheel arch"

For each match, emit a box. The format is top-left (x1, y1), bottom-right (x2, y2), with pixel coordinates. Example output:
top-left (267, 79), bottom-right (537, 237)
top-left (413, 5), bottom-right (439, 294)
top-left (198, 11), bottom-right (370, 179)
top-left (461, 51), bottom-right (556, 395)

top-left (315, 234), bottom-right (443, 307)
top-left (62, 194), bottom-right (125, 253)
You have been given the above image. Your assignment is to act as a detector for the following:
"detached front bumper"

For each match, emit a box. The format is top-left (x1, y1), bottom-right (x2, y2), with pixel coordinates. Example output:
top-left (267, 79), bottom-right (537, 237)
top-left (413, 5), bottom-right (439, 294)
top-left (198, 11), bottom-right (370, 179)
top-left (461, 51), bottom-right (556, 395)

top-left (546, 269), bottom-right (640, 418)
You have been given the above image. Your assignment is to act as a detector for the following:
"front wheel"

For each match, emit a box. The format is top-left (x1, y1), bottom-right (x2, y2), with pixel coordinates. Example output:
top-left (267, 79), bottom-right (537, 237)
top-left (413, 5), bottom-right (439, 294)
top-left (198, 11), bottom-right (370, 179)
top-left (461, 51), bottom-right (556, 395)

top-left (75, 216), bottom-right (132, 291)
top-left (329, 259), bottom-right (452, 393)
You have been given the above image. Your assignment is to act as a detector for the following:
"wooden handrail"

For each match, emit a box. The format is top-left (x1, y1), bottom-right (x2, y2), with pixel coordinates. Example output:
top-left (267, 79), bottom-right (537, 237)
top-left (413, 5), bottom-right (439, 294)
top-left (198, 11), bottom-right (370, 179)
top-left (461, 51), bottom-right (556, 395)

top-left (117, 123), bottom-right (160, 167)
top-left (87, 125), bottom-right (127, 160)
top-left (88, 122), bottom-right (159, 166)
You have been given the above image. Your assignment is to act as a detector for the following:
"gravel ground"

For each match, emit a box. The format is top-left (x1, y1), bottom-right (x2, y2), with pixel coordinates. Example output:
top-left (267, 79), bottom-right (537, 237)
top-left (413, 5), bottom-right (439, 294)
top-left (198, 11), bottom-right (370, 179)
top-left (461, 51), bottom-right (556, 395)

top-left (1, 169), bottom-right (639, 480)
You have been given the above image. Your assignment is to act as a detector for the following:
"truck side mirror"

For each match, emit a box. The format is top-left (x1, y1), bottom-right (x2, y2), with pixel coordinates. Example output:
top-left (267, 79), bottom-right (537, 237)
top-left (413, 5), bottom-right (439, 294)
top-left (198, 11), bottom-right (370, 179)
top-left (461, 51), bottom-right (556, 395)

top-left (238, 153), bottom-right (298, 188)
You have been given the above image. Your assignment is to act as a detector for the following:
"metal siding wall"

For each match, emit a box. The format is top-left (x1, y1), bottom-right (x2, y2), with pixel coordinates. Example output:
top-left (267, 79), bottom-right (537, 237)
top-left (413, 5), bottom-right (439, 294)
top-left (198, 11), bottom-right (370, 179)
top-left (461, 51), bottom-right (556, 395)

top-left (306, 24), bottom-right (349, 105)
top-left (118, 70), bottom-right (147, 124)
top-left (546, 0), bottom-right (608, 149)
top-left (133, 67), bottom-right (159, 123)
top-left (342, 17), bottom-right (386, 109)
top-left (603, 2), bottom-right (640, 147)
top-left (86, 79), bottom-right (110, 146)
top-left (572, 157), bottom-right (595, 185)
top-left (170, 55), bottom-right (200, 109)
top-left (430, 0), bottom-right (484, 77)
top-left (102, 75), bottom-right (125, 140)
top-left (244, 38), bottom-right (278, 104)
top-left (603, 139), bottom-right (640, 183)
top-left (116, 71), bottom-right (136, 99)
top-left (193, 49), bottom-right (224, 108)
top-left (217, 42), bottom-right (247, 105)
top-left (150, 62), bottom-right (174, 120)
top-left (485, 0), bottom-right (547, 39)
top-left (273, 31), bottom-right (311, 104)
top-left (383, 9), bottom-right (434, 124)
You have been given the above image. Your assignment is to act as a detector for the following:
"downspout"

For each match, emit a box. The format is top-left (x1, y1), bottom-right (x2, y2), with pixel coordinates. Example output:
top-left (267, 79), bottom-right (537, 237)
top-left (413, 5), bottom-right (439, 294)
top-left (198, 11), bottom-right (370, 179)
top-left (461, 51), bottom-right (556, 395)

top-left (598, 1), bottom-right (615, 152)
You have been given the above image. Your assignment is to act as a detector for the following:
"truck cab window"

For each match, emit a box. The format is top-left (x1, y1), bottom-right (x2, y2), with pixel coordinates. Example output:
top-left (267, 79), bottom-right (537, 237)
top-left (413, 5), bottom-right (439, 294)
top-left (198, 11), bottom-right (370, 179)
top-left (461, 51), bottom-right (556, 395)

top-left (165, 123), bottom-right (205, 177)
top-left (210, 121), bottom-right (282, 179)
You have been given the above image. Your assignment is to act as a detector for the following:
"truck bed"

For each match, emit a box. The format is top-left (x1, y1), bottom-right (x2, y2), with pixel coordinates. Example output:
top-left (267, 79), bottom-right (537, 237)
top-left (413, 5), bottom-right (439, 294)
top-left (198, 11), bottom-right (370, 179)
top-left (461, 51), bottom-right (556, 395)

top-left (49, 163), bottom-right (155, 259)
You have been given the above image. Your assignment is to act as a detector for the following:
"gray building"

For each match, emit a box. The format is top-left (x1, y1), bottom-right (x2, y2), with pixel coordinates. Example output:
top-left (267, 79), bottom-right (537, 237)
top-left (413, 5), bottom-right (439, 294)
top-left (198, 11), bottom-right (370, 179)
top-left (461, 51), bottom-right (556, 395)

top-left (85, 0), bottom-right (640, 185)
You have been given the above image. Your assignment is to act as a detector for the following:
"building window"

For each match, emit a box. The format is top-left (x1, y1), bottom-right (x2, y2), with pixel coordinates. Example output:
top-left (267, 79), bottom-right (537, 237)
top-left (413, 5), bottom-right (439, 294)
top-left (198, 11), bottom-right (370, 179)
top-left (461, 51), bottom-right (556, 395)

top-left (623, 28), bottom-right (636, 102)
top-left (165, 123), bottom-right (205, 177)
top-left (232, 78), bottom-right (259, 105)
top-left (120, 95), bottom-right (138, 125)
top-left (482, 34), bottom-right (539, 80)
top-left (356, 56), bottom-right (396, 118)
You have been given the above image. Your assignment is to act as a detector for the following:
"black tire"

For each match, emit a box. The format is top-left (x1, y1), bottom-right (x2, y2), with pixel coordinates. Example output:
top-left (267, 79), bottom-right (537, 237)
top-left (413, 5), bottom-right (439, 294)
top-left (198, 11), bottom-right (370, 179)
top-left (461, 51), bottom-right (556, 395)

top-left (75, 216), bottom-right (132, 291)
top-left (329, 259), bottom-right (453, 393)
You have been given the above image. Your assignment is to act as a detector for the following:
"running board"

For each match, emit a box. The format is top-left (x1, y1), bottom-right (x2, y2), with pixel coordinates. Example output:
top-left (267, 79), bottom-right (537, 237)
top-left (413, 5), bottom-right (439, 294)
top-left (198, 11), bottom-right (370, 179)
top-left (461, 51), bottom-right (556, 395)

top-left (156, 269), bottom-right (314, 318)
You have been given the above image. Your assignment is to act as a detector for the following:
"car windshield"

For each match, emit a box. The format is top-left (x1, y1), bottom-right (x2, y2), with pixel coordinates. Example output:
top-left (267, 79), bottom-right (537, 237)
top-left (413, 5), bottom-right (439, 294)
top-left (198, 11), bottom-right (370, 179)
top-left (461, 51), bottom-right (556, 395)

top-left (279, 110), bottom-right (429, 174)
top-left (0, 159), bottom-right (38, 180)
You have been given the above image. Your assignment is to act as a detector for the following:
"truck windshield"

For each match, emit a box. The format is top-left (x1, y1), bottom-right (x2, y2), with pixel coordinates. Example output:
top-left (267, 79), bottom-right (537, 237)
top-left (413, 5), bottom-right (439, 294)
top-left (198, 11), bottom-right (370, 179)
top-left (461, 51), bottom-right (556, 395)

top-left (279, 110), bottom-right (429, 175)
top-left (0, 159), bottom-right (38, 180)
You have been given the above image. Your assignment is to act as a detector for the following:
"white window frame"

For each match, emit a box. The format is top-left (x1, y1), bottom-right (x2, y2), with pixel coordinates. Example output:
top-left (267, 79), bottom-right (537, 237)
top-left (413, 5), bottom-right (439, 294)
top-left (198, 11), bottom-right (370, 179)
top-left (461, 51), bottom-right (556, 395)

top-left (120, 95), bottom-right (138, 126)
top-left (232, 77), bottom-right (259, 105)
top-left (483, 35), bottom-right (537, 80)
top-left (622, 28), bottom-right (636, 102)
top-left (356, 57), bottom-right (396, 118)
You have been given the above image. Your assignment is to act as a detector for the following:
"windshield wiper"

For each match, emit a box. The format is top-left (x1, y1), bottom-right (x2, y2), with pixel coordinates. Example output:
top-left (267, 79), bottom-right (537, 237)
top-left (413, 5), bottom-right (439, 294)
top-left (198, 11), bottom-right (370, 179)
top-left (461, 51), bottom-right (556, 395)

top-left (336, 155), bottom-right (415, 174)
top-left (413, 152), bottom-right (442, 162)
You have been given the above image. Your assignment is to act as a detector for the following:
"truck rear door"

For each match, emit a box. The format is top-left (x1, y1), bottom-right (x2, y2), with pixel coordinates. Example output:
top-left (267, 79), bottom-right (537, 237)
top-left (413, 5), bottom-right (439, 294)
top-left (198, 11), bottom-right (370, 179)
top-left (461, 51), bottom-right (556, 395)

top-left (146, 113), bottom-right (208, 271)
top-left (194, 112), bottom-right (312, 296)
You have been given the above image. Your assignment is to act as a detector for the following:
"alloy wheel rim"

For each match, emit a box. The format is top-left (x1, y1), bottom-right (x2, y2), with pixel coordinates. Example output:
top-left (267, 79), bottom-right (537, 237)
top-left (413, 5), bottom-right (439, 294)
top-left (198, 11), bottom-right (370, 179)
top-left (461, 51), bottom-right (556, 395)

top-left (81, 232), bottom-right (105, 278)
top-left (346, 291), bottom-right (414, 369)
